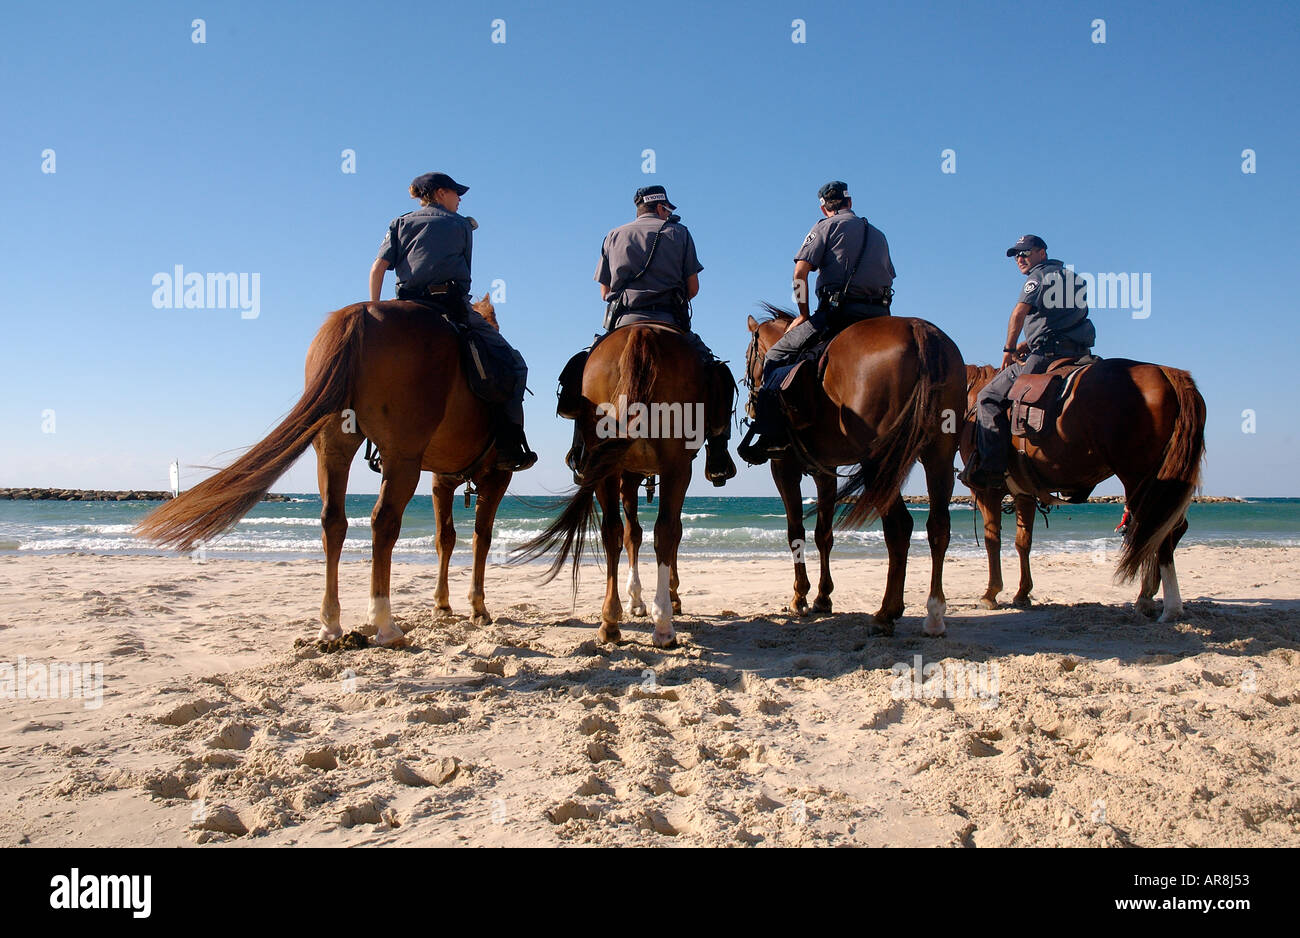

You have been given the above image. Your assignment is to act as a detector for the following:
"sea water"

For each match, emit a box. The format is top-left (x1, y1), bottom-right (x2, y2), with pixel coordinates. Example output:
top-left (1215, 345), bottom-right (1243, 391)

top-left (1, 496), bottom-right (1296, 565)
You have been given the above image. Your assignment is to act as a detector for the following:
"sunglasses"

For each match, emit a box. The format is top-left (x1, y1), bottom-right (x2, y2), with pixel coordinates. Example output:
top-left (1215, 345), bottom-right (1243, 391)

top-left (1014, 251), bottom-right (1033, 258)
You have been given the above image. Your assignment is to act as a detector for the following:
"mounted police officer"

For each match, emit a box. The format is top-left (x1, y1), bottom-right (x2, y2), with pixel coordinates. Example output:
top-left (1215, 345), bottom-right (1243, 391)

top-left (559, 184), bottom-right (736, 485)
top-left (960, 234), bottom-right (1096, 490)
top-left (737, 180), bottom-right (895, 464)
top-left (369, 172), bottom-right (536, 472)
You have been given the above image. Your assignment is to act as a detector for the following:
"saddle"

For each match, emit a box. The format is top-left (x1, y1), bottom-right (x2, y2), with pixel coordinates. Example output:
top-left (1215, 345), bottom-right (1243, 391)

top-left (405, 297), bottom-right (518, 406)
top-left (556, 320), bottom-right (693, 419)
top-left (1007, 356), bottom-right (1098, 441)
top-left (758, 337), bottom-right (834, 432)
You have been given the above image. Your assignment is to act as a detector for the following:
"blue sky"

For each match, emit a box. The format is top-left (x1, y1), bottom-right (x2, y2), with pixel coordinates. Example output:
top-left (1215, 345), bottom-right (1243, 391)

top-left (2, 0), bottom-right (1297, 497)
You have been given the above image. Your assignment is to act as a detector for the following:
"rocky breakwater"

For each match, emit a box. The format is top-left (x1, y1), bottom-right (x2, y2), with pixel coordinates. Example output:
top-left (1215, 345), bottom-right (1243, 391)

top-left (0, 488), bottom-right (293, 502)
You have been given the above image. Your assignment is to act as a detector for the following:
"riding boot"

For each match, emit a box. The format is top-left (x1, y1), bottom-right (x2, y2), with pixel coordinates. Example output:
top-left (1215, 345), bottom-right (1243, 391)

top-left (959, 451), bottom-right (1007, 490)
top-left (495, 422), bottom-right (538, 472)
top-left (702, 359), bottom-right (737, 485)
top-left (704, 437), bottom-right (737, 486)
top-left (564, 422), bottom-right (585, 475)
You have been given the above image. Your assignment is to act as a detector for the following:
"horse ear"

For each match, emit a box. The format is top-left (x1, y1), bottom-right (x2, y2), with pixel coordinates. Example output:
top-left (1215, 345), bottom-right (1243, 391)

top-left (747, 314), bottom-right (759, 332)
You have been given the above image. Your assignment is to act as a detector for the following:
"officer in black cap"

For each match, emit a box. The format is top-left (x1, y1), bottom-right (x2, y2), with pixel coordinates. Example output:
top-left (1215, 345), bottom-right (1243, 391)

top-left (563, 184), bottom-right (735, 484)
top-left (370, 172), bottom-right (536, 472)
top-left (738, 180), bottom-right (895, 464)
top-left (960, 234), bottom-right (1096, 490)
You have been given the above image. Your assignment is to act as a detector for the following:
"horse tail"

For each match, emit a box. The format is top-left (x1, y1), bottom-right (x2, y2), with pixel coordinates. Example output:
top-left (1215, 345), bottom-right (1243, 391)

top-left (612, 326), bottom-right (658, 409)
top-left (136, 305), bottom-right (365, 551)
top-left (511, 440), bottom-right (633, 594)
top-left (1116, 367), bottom-right (1206, 583)
top-left (837, 320), bottom-right (952, 528)
top-left (511, 330), bottom-right (652, 593)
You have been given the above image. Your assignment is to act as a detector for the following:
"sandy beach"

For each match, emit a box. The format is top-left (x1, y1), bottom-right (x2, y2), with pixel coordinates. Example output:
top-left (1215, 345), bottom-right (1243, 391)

top-left (1, 545), bottom-right (1297, 847)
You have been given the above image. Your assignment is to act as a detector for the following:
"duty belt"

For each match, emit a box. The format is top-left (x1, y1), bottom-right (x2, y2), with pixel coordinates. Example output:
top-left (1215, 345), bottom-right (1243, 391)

top-left (819, 286), bottom-right (892, 305)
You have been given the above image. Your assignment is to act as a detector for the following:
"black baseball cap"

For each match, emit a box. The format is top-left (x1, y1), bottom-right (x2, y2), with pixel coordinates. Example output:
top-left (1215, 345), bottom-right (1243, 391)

top-left (411, 172), bottom-right (469, 196)
top-left (1006, 234), bottom-right (1047, 256)
top-left (634, 185), bottom-right (676, 210)
top-left (818, 180), bottom-right (849, 202)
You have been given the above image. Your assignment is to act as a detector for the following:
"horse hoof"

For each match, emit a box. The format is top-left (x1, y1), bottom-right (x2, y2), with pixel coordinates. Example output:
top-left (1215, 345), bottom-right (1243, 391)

top-left (790, 598), bottom-right (810, 617)
top-left (671, 600), bottom-right (682, 615)
top-left (1135, 598), bottom-right (1158, 616)
top-left (869, 615), bottom-right (895, 637)
top-left (373, 628), bottom-right (408, 649)
top-left (812, 597), bottom-right (833, 614)
top-left (1012, 595), bottom-right (1032, 609)
top-left (652, 630), bottom-right (678, 649)
top-left (630, 603), bottom-right (647, 618)
top-left (434, 604), bottom-right (454, 618)
top-left (922, 621), bottom-right (947, 637)
top-left (1157, 606), bottom-right (1183, 624)
top-left (597, 625), bottom-right (621, 644)
top-left (317, 623), bottom-right (343, 642)
top-left (977, 597), bottom-right (998, 611)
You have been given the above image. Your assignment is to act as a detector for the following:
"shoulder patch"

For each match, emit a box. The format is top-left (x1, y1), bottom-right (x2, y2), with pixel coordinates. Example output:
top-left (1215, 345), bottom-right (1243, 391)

top-left (1024, 281), bottom-right (1037, 293)
top-left (803, 231), bottom-right (816, 245)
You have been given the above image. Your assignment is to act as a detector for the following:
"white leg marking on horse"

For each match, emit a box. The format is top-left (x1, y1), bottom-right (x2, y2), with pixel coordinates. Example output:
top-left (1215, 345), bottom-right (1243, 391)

top-left (923, 596), bottom-right (947, 637)
top-left (650, 562), bottom-right (675, 646)
top-left (317, 598), bottom-right (343, 642)
top-left (627, 560), bottom-right (645, 617)
top-left (1157, 563), bottom-right (1184, 623)
top-left (368, 595), bottom-right (404, 646)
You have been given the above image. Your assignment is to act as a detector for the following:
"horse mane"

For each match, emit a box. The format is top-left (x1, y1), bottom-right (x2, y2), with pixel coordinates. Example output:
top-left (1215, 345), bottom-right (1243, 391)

top-left (965, 363), bottom-right (997, 392)
top-left (758, 302), bottom-right (796, 324)
top-left (472, 294), bottom-right (500, 332)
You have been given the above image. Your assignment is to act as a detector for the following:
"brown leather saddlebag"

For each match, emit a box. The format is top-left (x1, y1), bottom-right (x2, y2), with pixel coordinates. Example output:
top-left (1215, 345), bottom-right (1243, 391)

top-left (1008, 372), bottom-right (1064, 439)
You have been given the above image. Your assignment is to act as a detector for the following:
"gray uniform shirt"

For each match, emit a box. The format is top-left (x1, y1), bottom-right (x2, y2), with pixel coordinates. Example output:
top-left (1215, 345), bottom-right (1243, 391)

top-left (795, 209), bottom-right (895, 298)
top-left (595, 214), bottom-right (703, 310)
top-left (377, 204), bottom-right (474, 295)
top-left (1017, 259), bottom-right (1092, 349)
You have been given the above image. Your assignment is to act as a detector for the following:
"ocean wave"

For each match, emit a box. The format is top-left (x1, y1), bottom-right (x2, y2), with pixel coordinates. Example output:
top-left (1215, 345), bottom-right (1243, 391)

top-left (236, 516), bottom-right (372, 527)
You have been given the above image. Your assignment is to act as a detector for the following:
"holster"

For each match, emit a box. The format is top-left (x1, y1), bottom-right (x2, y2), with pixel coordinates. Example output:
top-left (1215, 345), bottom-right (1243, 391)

top-left (602, 296), bottom-right (624, 331)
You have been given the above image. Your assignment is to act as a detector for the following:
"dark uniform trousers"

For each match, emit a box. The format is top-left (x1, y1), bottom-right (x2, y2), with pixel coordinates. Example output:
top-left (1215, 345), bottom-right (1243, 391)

top-left (403, 290), bottom-right (529, 427)
top-left (763, 299), bottom-right (889, 371)
top-left (974, 337), bottom-right (1090, 473)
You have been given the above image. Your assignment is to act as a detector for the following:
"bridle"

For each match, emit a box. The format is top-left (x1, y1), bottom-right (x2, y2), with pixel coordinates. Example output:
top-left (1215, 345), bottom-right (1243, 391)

top-left (742, 323), bottom-right (768, 419)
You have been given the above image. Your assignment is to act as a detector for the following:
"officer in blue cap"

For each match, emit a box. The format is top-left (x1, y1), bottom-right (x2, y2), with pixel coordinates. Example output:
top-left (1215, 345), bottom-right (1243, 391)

top-left (560, 184), bottom-right (736, 484)
top-left (738, 180), bottom-right (895, 464)
top-left (370, 172), bottom-right (536, 472)
top-left (960, 234), bottom-right (1096, 490)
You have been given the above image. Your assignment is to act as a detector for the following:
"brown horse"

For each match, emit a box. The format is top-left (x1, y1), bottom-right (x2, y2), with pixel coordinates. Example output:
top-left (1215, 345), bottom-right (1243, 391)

top-left (515, 324), bottom-right (714, 647)
top-left (136, 297), bottom-right (514, 647)
top-left (960, 357), bottom-right (1206, 620)
top-left (744, 307), bottom-right (966, 635)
